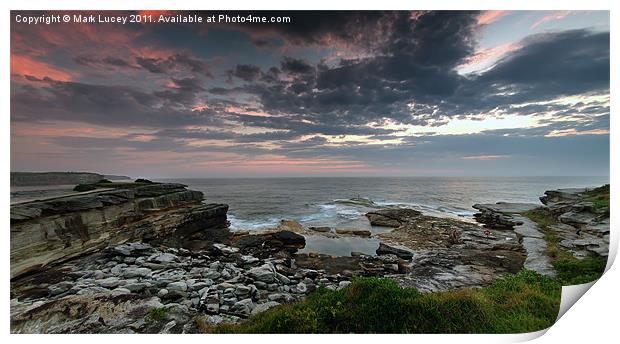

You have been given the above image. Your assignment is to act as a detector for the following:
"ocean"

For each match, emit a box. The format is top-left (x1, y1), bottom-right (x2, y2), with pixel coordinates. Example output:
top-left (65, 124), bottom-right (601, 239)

top-left (158, 176), bottom-right (610, 232)
top-left (10, 176), bottom-right (609, 256)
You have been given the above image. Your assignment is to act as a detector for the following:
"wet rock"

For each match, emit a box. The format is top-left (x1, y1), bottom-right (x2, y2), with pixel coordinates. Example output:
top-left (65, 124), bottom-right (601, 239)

top-left (309, 226), bottom-right (331, 233)
top-left (276, 219), bottom-right (306, 233)
top-left (335, 228), bottom-right (372, 237)
top-left (366, 208), bottom-right (422, 227)
top-left (472, 203), bottom-right (538, 229)
top-left (376, 243), bottom-right (413, 260)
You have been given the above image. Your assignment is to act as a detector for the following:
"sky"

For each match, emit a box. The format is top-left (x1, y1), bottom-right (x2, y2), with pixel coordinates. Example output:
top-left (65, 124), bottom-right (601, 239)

top-left (10, 10), bottom-right (610, 178)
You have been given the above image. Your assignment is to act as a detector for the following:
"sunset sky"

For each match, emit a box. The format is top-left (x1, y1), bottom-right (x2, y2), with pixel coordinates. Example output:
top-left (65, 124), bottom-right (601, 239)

top-left (10, 10), bottom-right (610, 178)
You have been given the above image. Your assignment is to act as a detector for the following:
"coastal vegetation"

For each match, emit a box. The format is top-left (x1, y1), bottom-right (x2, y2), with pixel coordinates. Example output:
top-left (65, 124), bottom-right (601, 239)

top-left (211, 270), bottom-right (560, 333)
top-left (145, 307), bottom-right (168, 322)
top-left (583, 184), bottom-right (610, 216)
top-left (524, 187), bottom-right (608, 286)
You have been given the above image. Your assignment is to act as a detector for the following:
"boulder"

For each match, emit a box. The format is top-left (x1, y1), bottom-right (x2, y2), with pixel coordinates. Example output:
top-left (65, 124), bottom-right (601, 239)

top-left (376, 243), bottom-right (414, 260)
top-left (229, 299), bottom-right (255, 318)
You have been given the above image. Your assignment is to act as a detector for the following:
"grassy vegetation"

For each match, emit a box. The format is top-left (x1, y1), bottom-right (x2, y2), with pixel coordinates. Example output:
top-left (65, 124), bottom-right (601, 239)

top-left (145, 307), bottom-right (168, 322)
top-left (583, 184), bottom-right (610, 216)
top-left (524, 208), bottom-right (607, 285)
top-left (211, 271), bottom-right (560, 334)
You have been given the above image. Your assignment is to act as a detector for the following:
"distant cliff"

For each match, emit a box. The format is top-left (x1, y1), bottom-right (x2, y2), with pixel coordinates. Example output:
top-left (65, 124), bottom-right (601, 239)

top-left (11, 172), bottom-right (104, 186)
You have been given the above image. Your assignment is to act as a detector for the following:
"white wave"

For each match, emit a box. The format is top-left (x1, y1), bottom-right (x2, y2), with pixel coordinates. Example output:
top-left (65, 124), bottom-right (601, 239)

top-left (227, 214), bottom-right (280, 231)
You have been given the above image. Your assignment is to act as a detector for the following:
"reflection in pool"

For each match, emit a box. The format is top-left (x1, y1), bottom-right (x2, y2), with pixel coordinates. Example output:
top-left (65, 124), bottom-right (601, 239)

top-left (299, 235), bottom-right (380, 256)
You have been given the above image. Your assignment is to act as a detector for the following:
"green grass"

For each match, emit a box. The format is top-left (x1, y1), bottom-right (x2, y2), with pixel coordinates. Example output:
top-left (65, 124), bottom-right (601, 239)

top-left (523, 208), bottom-right (607, 285)
top-left (553, 254), bottom-right (607, 285)
top-left (145, 307), bottom-right (168, 322)
top-left (211, 271), bottom-right (560, 334)
top-left (583, 184), bottom-right (610, 216)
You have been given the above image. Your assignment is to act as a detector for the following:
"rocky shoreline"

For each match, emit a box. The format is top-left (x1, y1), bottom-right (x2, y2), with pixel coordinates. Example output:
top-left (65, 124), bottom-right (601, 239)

top-left (10, 183), bottom-right (610, 333)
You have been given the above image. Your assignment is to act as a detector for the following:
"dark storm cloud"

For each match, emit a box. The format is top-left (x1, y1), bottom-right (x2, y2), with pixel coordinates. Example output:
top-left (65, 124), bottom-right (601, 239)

top-left (227, 64), bottom-right (262, 82)
top-left (222, 24), bottom-right (608, 133)
top-left (220, 11), bottom-right (394, 48)
top-left (11, 77), bottom-right (224, 128)
top-left (212, 11), bottom-right (481, 129)
top-left (421, 30), bottom-right (610, 118)
top-left (280, 57), bottom-right (315, 75)
top-left (135, 54), bottom-right (213, 77)
top-left (153, 77), bottom-right (205, 103)
top-left (75, 56), bottom-right (138, 69)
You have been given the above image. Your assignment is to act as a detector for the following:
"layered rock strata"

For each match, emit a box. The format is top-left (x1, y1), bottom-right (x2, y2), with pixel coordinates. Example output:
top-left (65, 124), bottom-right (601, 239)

top-left (10, 183), bottom-right (228, 278)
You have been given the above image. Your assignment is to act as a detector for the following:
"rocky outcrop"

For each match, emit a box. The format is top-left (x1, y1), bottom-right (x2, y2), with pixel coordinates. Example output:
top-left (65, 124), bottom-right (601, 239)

top-left (10, 183), bottom-right (228, 279)
top-left (472, 202), bottom-right (556, 277)
top-left (540, 188), bottom-right (588, 215)
top-left (230, 230), bottom-right (306, 258)
top-left (11, 172), bottom-right (104, 186)
top-left (472, 203), bottom-right (540, 229)
top-left (541, 187), bottom-right (609, 259)
top-left (366, 208), bottom-right (526, 291)
top-left (472, 185), bottom-right (610, 272)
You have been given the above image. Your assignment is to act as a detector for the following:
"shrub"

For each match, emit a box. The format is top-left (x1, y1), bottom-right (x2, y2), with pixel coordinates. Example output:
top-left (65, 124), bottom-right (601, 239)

top-left (145, 307), bottom-right (168, 322)
top-left (135, 178), bottom-right (155, 184)
top-left (73, 184), bottom-right (97, 192)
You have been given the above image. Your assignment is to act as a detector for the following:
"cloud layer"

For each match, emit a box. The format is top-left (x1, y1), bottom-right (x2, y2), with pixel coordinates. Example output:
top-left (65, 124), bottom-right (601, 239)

top-left (10, 10), bottom-right (610, 177)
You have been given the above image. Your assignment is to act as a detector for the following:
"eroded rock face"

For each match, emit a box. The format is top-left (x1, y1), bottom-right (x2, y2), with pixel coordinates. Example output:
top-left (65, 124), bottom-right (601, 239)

top-left (471, 203), bottom-right (539, 229)
top-left (10, 184), bottom-right (228, 279)
top-left (541, 188), bottom-right (610, 259)
top-left (365, 208), bottom-right (526, 290)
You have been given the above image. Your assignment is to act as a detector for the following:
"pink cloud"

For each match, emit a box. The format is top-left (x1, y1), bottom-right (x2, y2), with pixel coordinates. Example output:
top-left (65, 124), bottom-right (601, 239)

top-left (531, 11), bottom-right (575, 29)
top-left (545, 128), bottom-right (610, 137)
top-left (458, 42), bottom-right (523, 74)
top-left (11, 54), bottom-right (75, 81)
top-left (478, 10), bottom-right (510, 25)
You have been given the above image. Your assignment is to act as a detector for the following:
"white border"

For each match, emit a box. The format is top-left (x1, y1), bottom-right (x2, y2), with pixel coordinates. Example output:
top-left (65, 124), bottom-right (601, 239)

top-left (3, 1), bottom-right (617, 343)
